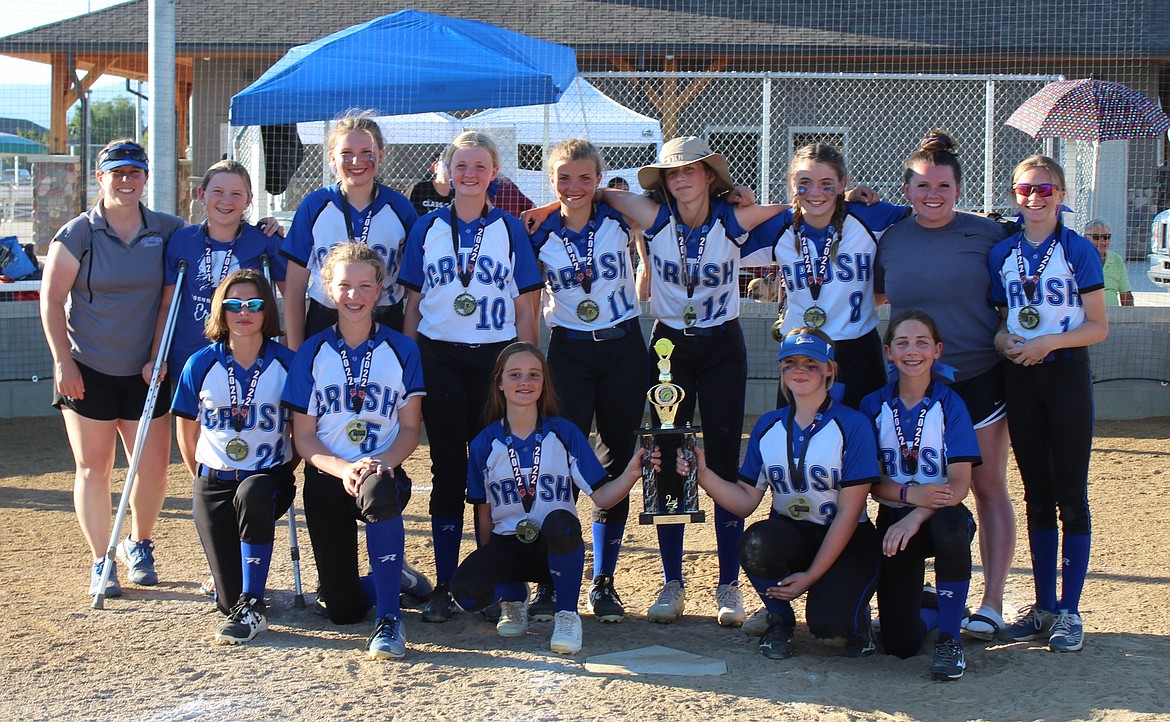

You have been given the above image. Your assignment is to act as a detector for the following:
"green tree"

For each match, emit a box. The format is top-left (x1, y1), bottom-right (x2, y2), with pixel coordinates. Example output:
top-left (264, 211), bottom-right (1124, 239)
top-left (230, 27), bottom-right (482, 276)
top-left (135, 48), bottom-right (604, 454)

top-left (67, 97), bottom-right (144, 147)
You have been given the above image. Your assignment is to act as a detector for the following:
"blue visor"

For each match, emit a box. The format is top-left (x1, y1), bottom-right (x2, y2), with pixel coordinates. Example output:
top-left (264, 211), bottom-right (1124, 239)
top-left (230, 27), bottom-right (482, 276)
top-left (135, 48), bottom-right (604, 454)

top-left (776, 333), bottom-right (834, 364)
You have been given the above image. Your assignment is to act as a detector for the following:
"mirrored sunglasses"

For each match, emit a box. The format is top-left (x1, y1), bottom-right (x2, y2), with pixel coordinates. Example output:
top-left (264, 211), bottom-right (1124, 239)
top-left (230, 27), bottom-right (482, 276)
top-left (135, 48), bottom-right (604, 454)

top-left (223, 298), bottom-right (264, 313)
top-left (99, 145), bottom-right (149, 165)
top-left (1011, 183), bottom-right (1057, 198)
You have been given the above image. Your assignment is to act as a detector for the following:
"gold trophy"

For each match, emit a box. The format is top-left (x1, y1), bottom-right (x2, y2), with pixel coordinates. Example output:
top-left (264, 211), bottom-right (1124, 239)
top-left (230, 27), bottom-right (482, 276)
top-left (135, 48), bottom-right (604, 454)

top-left (638, 338), bottom-right (704, 524)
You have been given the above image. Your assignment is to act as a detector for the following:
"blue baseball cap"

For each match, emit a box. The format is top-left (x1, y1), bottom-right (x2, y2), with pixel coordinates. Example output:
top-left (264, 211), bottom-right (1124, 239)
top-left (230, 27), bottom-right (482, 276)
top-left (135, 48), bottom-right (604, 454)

top-left (776, 333), bottom-right (835, 364)
top-left (97, 144), bottom-right (149, 173)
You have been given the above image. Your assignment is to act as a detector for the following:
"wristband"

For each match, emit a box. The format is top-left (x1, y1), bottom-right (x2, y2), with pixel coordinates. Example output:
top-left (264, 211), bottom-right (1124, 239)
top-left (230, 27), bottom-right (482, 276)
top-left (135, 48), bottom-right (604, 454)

top-left (899, 480), bottom-right (919, 506)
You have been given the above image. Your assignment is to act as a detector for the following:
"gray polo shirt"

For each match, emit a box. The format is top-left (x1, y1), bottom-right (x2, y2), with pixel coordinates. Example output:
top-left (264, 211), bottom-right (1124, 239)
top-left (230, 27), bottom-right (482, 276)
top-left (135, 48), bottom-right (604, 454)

top-left (875, 213), bottom-right (1010, 382)
top-left (54, 203), bottom-right (186, 376)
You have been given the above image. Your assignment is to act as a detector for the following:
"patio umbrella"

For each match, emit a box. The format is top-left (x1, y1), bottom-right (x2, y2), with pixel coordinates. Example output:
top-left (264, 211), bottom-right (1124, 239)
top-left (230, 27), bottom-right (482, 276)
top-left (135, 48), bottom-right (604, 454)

top-left (1006, 79), bottom-right (1170, 217)
top-left (0, 131), bottom-right (46, 155)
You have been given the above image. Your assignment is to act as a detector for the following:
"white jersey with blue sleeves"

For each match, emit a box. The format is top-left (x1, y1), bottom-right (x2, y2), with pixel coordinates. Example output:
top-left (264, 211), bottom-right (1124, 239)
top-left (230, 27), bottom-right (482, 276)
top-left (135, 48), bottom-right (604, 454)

top-left (742, 201), bottom-right (907, 340)
top-left (467, 416), bottom-right (607, 537)
top-left (281, 183), bottom-right (417, 308)
top-left (644, 198), bottom-right (747, 330)
top-left (399, 207), bottom-right (542, 343)
top-left (172, 340), bottom-right (294, 472)
top-left (989, 226), bottom-right (1105, 340)
top-left (282, 324), bottom-right (425, 462)
top-left (858, 381), bottom-right (981, 508)
top-left (738, 403), bottom-right (880, 525)
top-left (532, 201), bottom-right (639, 331)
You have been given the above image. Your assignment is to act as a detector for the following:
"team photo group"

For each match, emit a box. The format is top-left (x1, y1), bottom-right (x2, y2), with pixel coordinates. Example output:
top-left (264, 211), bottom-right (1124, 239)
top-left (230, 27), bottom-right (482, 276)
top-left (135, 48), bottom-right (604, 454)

top-left (41, 111), bottom-right (1107, 682)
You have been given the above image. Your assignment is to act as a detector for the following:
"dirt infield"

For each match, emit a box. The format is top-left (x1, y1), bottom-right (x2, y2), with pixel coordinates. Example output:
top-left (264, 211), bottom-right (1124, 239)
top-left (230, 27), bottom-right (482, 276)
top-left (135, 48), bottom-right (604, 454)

top-left (0, 415), bottom-right (1167, 721)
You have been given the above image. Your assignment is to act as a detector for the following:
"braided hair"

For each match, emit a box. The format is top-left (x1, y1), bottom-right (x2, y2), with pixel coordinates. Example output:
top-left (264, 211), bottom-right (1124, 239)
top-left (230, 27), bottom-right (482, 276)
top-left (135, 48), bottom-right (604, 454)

top-left (789, 143), bottom-right (848, 262)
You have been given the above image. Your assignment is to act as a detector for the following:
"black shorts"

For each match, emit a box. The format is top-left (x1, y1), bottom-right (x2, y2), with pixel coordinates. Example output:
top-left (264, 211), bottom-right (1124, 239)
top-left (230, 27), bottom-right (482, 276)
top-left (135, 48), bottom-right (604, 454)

top-left (949, 361), bottom-right (1006, 429)
top-left (52, 360), bottom-right (172, 421)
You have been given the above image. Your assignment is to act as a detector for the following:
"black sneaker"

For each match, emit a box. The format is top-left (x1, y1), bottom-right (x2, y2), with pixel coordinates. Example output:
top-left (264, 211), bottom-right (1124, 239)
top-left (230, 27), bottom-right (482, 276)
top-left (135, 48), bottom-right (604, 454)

top-left (216, 594), bottom-right (268, 644)
top-left (420, 584), bottom-right (458, 623)
top-left (843, 618), bottom-right (877, 658)
top-left (586, 575), bottom-right (625, 622)
top-left (930, 634), bottom-right (966, 680)
top-left (529, 583), bottom-right (556, 622)
top-left (759, 614), bottom-right (795, 660)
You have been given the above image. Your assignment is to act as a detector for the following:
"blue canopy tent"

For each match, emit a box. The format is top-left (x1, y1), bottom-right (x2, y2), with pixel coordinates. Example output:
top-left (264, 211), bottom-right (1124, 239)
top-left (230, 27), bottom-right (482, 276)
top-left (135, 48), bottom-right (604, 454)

top-left (229, 10), bottom-right (578, 126)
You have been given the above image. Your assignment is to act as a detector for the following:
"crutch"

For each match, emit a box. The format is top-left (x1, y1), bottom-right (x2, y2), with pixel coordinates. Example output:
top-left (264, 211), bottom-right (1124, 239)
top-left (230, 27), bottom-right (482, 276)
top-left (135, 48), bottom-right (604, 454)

top-left (93, 260), bottom-right (187, 609)
top-left (262, 254), bottom-right (305, 608)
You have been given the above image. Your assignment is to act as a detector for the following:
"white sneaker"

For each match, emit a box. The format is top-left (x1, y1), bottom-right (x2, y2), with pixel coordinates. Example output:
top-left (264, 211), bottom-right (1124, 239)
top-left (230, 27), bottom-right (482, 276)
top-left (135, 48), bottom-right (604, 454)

top-left (716, 583), bottom-right (746, 627)
top-left (550, 610), bottom-right (583, 654)
top-left (647, 580), bottom-right (686, 623)
top-left (496, 601), bottom-right (529, 638)
top-left (742, 605), bottom-right (770, 637)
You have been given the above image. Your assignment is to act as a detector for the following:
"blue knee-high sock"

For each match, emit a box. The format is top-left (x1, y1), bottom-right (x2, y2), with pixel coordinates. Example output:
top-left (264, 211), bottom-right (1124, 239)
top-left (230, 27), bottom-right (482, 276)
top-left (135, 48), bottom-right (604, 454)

top-left (359, 574), bottom-right (376, 603)
top-left (714, 504), bottom-right (744, 586)
top-left (656, 524), bottom-right (685, 584)
top-left (548, 548), bottom-right (585, 613)
top-left (366, 517), bottom-right (405, 620)
top-left (919, 607), bottom-right (940, 634)
top-left (1029, 529), bottom-right (1060, 612)
top-left (1059, 533), bottom-right (1091, 614)
top-left (745, 570), bottom-right (792, 620)
top-left (431, 515), bottom-right (463, 586)
top-left (493, 581), bottom-right (528, 605)
top-left (240, 542), bottom-right (273, 600)
top-left (592, 522), bottom-right (624, 578)
top-left (935, 580), bottom-right (969, 640)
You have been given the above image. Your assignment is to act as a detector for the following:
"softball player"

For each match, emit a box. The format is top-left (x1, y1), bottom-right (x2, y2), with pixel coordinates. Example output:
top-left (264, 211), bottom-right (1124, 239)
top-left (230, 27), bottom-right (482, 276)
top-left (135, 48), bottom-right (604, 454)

top-left (589, 136), bottom-right (782, 626)
top-left (282, 242), bottom-right (425, 660)
top-left (859, 310), bottom-right (981, 680)
top-left (281, 112), bottom-right (418, 349)
top-left (678, 329), bottom-right (880, 659)
top-left (741, 143), bottom-right (908, 409)
top-left (399, 131), bottom-right (542, 622)
top-left (989, 155), bottom-right (1107, 653)
top-left (155, 160), bottom-right (287, 472)
top-left (874, 130), bottom-right (1016, 641)
top-left (450, 343), bottom-right (658, 653)
top-left (172, 270), bottom-right (294, 644)
top-left (529, 139), bottom-right (647, 622)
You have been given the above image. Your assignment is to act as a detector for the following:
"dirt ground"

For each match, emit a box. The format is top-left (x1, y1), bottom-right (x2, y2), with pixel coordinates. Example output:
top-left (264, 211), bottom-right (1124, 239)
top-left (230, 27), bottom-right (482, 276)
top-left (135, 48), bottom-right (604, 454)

top-left (0, 414), bottom-right (1167, 722)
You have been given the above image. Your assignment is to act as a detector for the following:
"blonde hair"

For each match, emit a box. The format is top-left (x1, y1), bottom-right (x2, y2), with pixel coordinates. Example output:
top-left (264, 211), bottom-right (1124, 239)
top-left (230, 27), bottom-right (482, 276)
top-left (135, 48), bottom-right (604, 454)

top-left (547, 138), bottom-right (605, 176)
top-left (1011, 154), bottom-right (1066, 190)
top-left (199, 159), bottom-right (252, 197)
top-left (777, 327), bottom-right (838, 404)
top-left (326, 110), bottom-right (385, 156)
top-left (320, 241), bottom-right (386, 287)
top-left (446, 131), bottom-right (501, 169)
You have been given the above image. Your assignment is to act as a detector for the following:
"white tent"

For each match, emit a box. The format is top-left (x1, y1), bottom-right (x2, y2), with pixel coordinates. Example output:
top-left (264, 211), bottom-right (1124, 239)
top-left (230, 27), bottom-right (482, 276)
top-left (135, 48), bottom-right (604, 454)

top-left (464, 78), bottom-right (663, 202)
top-left (296, 112), bottom-right (463, 145)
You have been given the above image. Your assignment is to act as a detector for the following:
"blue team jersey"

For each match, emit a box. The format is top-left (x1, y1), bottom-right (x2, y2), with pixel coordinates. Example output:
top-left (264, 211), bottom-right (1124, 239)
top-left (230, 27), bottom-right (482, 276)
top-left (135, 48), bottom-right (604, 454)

top-left (282, 324), bottom-right (425, 462)
top-left (172, 340), bottom-right (295, 472)
top-left (164, 223), bottom-right (287, 374)
top-left (742, 201), bottom-right (907, 341)
top-left (988, 225), bottom-right (1104, 340)
top-left (281, 183), bottom-right (417, 308)
top-left (467, 416), bottom-right (608, 537)
top-left (738, 402), bottom-right (880, 526)
top-left (858, 381), bottom-right (982, 507)
top-left (642, 198), bottom-right (747, 329)
top-left (531, 201), bottom-right (639, 331)
top-left (399, 206), bottom-right (542, 343)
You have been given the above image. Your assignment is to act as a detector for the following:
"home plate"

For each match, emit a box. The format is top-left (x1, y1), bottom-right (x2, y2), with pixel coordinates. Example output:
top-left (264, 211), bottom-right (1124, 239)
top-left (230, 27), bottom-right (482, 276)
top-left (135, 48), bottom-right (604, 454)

top-left (584, 645), bottom-right (727, 676)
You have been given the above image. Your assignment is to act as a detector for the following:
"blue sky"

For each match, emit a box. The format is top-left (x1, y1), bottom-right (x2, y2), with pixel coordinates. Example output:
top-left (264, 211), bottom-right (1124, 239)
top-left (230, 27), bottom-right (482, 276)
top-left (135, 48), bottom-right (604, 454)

top-left (0, 2), bottom-right (131, 125)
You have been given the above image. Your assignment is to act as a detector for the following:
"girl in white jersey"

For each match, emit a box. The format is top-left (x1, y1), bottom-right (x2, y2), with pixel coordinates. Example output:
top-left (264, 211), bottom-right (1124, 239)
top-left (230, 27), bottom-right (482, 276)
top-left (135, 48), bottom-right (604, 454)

top-left (989, 156), bottom-right (1107, 653)
top-left (451, 343), bottom-right (658, 654)
top-left (597, 137), bottom-right (782, 626)
top-left (528, 139), bottom-right (647, 622)
top-left (172, 269), bottom-right (295, 644)
top-left (741, 143), bottom-right (908, 409)
top-left (283, 242), bottom-right (425, 661)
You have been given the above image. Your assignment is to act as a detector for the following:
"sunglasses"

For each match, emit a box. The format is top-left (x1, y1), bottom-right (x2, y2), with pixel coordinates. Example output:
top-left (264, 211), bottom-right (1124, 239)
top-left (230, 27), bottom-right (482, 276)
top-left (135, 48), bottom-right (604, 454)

top-left (1011, 183), bottom-right (1059, 198)
top-left (1087, 233), bottom-right (1111, 240)
top-left (222, 298), bottom-right (264, 313)
top-left (99, 145), bottom-right (149, 165)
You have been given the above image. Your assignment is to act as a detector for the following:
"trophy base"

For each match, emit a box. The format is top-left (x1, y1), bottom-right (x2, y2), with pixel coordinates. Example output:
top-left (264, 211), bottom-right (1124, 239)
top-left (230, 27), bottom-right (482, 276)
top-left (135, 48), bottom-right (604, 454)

top-left (638, 510), bottom-right (706, 525)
